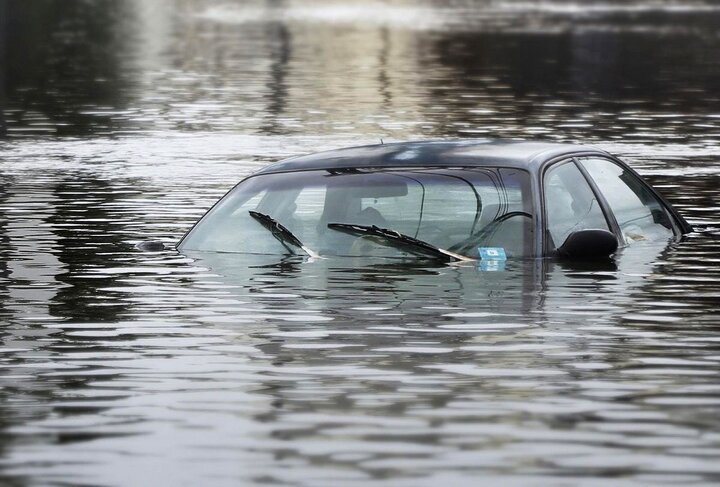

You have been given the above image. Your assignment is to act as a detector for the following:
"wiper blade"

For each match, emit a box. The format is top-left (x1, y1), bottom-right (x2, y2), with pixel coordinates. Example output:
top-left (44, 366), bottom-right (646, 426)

top-left (249, 211), bottom-right (319, 258)
top-left (328, 223), bottom-right (472, 263)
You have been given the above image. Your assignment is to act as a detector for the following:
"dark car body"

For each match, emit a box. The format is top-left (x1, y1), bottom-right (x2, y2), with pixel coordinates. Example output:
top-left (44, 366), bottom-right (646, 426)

top-left (178, 140), bottom-right (691, 261)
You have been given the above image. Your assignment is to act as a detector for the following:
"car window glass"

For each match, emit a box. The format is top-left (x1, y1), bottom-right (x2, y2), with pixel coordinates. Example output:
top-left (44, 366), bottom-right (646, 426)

top-left (404, 171), bottom-right (493, 249)
top-left (496, 168), bottom-right (534, 257)
top-left (407, 169), bottom-right (532, 258)
top-left (180, 168), bottom-right (534, 259)
top-left (359, 182), bottom-right (422, 237)
top-left (286, 185), bottom-right (327, 238)
top-left (579, 158), bottom-right (675, 243)
top-left (195, 187), bottom-right (291, 254)
top-left (544, 161), bottom-right (609, 249)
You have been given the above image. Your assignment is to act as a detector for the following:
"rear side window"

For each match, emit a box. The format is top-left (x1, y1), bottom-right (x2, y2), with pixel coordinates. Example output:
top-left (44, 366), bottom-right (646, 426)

top-left (578, 158), bottom-right (675, 244)
top-left (544, 161), bottom-right (610, 250)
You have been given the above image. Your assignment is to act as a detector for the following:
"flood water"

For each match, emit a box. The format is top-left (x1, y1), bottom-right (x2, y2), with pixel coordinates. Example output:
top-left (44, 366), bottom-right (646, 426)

top-left (2, 0), bottom-right (720, 485)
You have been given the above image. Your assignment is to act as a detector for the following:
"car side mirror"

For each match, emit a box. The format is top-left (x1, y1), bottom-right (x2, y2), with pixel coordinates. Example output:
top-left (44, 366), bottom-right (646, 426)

top-left (556, 229), bottom-right (618, 260)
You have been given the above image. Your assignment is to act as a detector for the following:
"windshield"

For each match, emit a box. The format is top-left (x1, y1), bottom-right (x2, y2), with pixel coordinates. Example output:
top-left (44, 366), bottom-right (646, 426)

top-left (179, 168), bottom-right (534, 259)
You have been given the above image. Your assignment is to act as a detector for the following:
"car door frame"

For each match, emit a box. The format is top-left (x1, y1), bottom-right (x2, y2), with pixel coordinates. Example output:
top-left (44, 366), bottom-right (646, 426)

top-left (537, 151), bottom-right (691, 257)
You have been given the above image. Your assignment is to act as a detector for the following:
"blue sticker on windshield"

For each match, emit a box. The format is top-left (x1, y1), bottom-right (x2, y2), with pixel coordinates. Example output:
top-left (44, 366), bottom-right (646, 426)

top-left (478, 247), bottom-right (507, 261)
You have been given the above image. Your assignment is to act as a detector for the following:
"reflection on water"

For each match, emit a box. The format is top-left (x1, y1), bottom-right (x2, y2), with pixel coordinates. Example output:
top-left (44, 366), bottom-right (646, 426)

top-left (5, 0), bottom-right (720, 143)
top-left (1, 0), bottom-right (720, 485)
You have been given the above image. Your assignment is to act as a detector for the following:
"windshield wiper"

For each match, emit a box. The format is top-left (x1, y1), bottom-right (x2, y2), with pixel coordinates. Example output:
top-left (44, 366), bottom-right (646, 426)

top-left (249, 211), bottom-right (319, 258)
top-left (328, 223), bottom-right (472, 263)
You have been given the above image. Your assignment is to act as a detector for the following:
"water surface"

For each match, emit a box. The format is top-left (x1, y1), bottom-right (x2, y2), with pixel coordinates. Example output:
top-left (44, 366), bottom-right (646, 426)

top-left (1, 1), bottom-right (720, 485)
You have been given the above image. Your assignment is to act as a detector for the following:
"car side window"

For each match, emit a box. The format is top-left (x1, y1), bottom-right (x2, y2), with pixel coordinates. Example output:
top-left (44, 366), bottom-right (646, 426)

top-left (544, 161), bottom-right (610, 250)
top-left (578, 157), bottom-right (675, 244)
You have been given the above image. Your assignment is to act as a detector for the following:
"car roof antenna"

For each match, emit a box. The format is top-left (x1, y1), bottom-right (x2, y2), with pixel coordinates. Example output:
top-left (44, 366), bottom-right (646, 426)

top-left (380, 138), bottom-right (384, 144)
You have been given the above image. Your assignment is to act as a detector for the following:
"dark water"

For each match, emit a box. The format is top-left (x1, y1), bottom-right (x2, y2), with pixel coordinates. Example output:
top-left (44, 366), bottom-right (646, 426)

top-left (2, 1), bottom-right (720, 485)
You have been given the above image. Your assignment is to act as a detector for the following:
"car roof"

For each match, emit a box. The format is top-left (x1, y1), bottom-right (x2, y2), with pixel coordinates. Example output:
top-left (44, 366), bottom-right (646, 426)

top-left (255, 139), bottom-right (610, 175)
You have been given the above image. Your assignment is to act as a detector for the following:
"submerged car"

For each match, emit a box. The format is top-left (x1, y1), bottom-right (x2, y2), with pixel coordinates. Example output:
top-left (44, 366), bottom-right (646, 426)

top-left (177, 140), bottom-right (692, 262)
